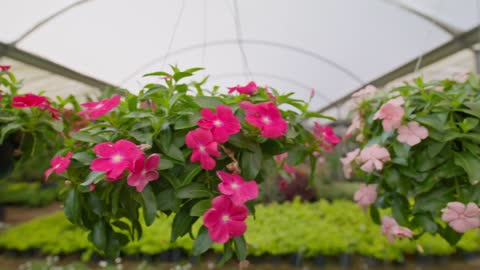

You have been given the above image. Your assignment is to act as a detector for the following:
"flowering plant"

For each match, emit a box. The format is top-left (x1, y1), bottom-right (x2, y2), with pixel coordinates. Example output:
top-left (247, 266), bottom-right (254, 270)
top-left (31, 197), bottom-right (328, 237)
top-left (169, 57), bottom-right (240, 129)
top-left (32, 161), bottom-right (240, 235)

top-left (0, 67), bottom-right (77, 178)
top-left (51, 67), bottom-right (333, 260)
top-left (343, 74), bottom-right (480, 245)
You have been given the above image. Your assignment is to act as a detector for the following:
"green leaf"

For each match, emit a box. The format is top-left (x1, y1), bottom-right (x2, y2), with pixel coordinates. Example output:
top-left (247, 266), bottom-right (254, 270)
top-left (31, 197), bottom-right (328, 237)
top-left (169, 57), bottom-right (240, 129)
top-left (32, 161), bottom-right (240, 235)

top-left (0, 122), bottom-right (21, 144)
top-left (181, 164), bottom-right (202, 185)
top-left (240, 147), bottom-right (262, 179)
top-left (81, 171), bottom-right (105, 186)
top-left (413, 187), bottom-right (454, 214)
top-left (157, 189), bottom-right (181, 212)
top-left (454, 151), bottom-right (480, 184)
top-left (173, 71), bottom-right (193, 82)
top-left (287, 145), bottom-right (308, 165)
top-left (217, 241), bottom-right (233, 266)
top-left (71, 131), bottom-right (102, 143)
top-left (72, 152), bottom-right (95, 165)
top-left (369, 205), bottom-right (380, 224)
top-left (123, 111), bottom-right (154, 119)
top-left (158, 159), bottom-right (174, 170)
top-left (143, 71), bottom-right (172, 77)
top-left (192, 226), bottom-right (213, 256)
top-left (170, 202), bottom-right (198, 242)
top-left (142, 186), bottom-right (158, 226)
top-left (460, 118), bottom-right (479, 133)
top-left (174, 114), bottom-right (201, 130)
top-left (391, 194), bottom-right (410, 226)
top-left (90, 221), bottom-right (107, 250)
top-left (412, 213), bottom-right (438, 234)
top-left (303, 111), bottom-right (336, 121)
top-left (233, 236), bottom-right (247, 261)
top-left (228, 133), bottom-right (257, 152)
top-left (441, 225), bottom-right (463, 246)
top-left (194, 96), bottom-right (224, 108)
top-left (164, 144), bottom-right (185, 163)
top-left (177, 183), bottom-right (211, 199)
top-left (416, 113), bottom-right (448, 131)
top-left (64, 189), bottom-right (80, 223)
top-left (190, 199), bottom-right (211, 216)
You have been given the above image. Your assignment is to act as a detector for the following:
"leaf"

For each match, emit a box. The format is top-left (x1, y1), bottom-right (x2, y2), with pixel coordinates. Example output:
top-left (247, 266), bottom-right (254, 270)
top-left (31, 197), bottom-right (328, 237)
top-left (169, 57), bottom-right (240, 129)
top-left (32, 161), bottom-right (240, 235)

top-left (157, 189), bottom-right (181, 212)
top-left (454, 151), bottom-right (480, 184)
top-left (416, 113), bottom-right (448, 131)
top-left (142, 186), bottom-right (158, 226)
top-left (412, 213), bottom-right (438, 234)
top-left (174, 114), bottom-right (201, 130)
top-left (177, 183), bottom-right (211, 199)
top-left (181, 164), bottom-right (202, 185)
top-left (158, 159), bottom-right (174, 170)
top-left (71, 131), bottom-right (102, 143)
top-left (369, 205), bottom-right (380, 224)
top-left (192, 226), bottom-right (213, 256)
top-left (190, 199), bottom-right (211, 216)
top-left (164, 144), bottom-right (185, 163)
top-left (287, 145), bottom-right (308, 165)
top-left (81, 171), bottom-right (105, 186)
top-left (143, 71), bottom-right (172, 77)
top-left (441, 225), bottom-right (463, 246)
top-left (460, 117), bottom-right (479, 133)
top-left (217, 241), bottom-right (233, 266)
top-left (303, 111), bottom-right (336, 121)
top-left (228, 133), bottom-right (257, 152)
top-left (173, 71), bottom-right (193, 82)
top-left (0, 122), bottom-right (21, 144)
top-left (64, 189), bottom-right (80, 223)
top-left (170, 202), bottom-right (198, 242)
top-left (123, 111), bottom-right (155, 119)
top-left (240, 147), bottom-right (262, 179)
top-left (90, 221), bottom-right (107, 251)
top-left (391, 194), bottom-right (410, 226)
top-left (413, 187), bottom-right (454, 214)
top-left (72, 152), bottom-right (95, 165)
top-left (233, 236), bottom-right (247, 261)
top-left (194, 96), bottom-right (223, 108)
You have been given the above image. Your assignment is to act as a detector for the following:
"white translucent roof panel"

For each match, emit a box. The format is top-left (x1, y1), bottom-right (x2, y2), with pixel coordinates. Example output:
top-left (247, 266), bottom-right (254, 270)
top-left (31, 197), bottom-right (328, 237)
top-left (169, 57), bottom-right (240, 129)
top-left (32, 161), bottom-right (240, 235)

top-left (1, 0), bottom-right (479, 111)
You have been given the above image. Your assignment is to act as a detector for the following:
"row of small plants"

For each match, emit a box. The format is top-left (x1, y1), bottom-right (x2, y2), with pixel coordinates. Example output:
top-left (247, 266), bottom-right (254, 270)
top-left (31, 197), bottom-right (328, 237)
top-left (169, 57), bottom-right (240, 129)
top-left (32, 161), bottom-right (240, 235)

top-left (0, 181), bottom-right (59, 207)
top-left (2, 199), bottom-right (480, 262)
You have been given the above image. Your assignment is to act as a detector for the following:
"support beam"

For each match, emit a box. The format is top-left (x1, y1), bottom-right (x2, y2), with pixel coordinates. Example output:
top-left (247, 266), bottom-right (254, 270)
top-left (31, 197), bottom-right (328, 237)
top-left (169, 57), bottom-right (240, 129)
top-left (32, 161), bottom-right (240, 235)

top-left (0, 42), bottom-right (115, 90)
top-left (318, 26), bottom-right (480, 114)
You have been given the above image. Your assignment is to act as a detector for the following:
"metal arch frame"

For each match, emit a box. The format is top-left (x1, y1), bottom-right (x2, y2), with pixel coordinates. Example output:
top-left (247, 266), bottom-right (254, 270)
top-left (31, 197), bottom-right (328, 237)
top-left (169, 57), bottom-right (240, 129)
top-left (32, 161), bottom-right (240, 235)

top-left (318, 25), bottom-right (480, 114)
top-left (120, 39), bottom-right (365, 85)
top-left (208, 71), bottom-right (332, 103)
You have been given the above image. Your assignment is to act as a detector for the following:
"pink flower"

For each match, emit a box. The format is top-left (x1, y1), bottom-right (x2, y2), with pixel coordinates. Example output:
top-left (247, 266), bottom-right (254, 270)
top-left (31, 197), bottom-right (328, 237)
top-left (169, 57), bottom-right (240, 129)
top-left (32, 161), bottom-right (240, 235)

top-left (44, 152), bottom-right (73, 180)
top-left (274, 153), bottom-right (295, 175)
top-left (381, 216), bottom-right (413, 243)
top-left (352, 85), bottom-right (377, 101)
top-left (373, 97), bottom-right (405, 132)
top-left (358, 144), bottom-right (390, 173)
top-left (186, 128), bottom-right (221, 170)
top-left (197, 105), bottom-right (241, 143)
top-left (12, 93), bottom-right (48, 108)
top-left (397, 121), bottom-right (429, 146)
top-left (127, 154), bottom-right (160, 192)
top-left (239, 101), bottom-right (288, 138)
top-left (217, 171), bottom-right (259, 205)
top-left (90, 140), bottom-right (143, 180)
top-left (353, 184), bottom-right (377, 209)
top-left (228, 81), bottom-right (258, 95)
top-left (78, 95), bottom-right (121, 119)
top-left (0, 65), bottom-right (11, 72)
top-left (441, 202), bottom-right (480, 233)
top-left (89, 183), bottom-right (96, 192)
top-left (313, 123), bottom-right (340, 152)
top-left (345, 112), bottom-right (364, 138)
top-left (203, 195), bottom-right (248, 244)
top-left (340, 148), bottom-right (360, 179)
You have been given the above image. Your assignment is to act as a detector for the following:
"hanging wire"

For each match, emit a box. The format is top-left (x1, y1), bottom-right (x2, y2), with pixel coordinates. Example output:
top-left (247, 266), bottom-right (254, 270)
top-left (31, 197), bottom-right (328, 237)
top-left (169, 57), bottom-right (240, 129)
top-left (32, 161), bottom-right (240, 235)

top-left (201, 0), bottom-right (207, 67)
top-left (161, 0), bottom-right (186, 70)
top-left (231, 0), bottom-right (252, 80)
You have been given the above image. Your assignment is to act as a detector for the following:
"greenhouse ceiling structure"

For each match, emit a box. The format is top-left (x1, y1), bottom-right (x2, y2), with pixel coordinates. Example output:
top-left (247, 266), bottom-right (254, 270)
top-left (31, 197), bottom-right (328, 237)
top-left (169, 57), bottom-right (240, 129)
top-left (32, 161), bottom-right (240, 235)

top-left (1, 0), bottom-right (480, 117)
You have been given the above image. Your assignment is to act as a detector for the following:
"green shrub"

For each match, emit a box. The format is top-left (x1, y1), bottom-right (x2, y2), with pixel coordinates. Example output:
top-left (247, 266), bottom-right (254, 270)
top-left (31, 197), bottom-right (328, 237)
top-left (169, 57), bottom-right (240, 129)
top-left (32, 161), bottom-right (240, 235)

top-left (0, 181), bottom-right (59, 207)
top-left (1, 199), bottom-right (480, 261)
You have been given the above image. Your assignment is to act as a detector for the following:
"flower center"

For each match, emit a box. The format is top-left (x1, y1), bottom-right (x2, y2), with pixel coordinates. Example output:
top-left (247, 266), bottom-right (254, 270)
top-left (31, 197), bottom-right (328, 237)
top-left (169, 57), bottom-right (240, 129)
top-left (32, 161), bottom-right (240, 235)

top-left (231, 183), bottom-right (239, 189)
top-left (112, 154), bottom-right (123, 163)
top-left (213, 120), bottom-right (223, 127)
top-left (222, 214), bottom-right (230, 222)
top-left (141, 170), bottom-right (147, 176)
top-left (198, 145), bottom-right (206, 152)
top-left (94, 104), bottom-right (104, 109)
top-left (261, 116), bottom-right (271, 124)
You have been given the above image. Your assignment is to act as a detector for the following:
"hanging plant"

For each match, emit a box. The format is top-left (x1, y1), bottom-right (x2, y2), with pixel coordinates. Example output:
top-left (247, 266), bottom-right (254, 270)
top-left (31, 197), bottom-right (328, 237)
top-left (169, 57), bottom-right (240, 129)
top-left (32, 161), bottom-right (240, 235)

top-left (47, 66), bottom-right (334, 261)
top-left (343, 74), bottom-right (480, 245)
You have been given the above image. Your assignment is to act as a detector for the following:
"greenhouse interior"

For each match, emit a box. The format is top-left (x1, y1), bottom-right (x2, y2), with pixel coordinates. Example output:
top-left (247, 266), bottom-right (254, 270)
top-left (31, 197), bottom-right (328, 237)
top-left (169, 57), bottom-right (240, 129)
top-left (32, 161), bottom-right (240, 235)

top-left (2, 1), bottom-right (480, 269)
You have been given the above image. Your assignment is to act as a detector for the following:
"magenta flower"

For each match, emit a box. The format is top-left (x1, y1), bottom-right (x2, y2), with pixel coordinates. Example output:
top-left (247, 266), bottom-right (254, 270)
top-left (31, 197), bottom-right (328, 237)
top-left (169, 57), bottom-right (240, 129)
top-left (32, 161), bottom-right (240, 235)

top-left (186, 128), bottom-right (221, 170)
top-left (441, 202), bottom-right (480, 233)
top-left (354, 184), bottom-right (377, 209)
top-left (203, 195), bottom-right (248, 244)
top-left (313, 122), bottom-right (340, 152)
top-left (397, 121), bottom-right (429, 146)
top-left (197, 105), bottom-right (241, 143)
top-left (340, 148), bottom-right (360, 179)
top-left (0, 65), bottom-right (11, 72)
top-left (373, 97), bottom-right (405, 132)
top-left (127, 153), bottom-right (160, 192)
top-left (239, 101), bottom-right (288, 138)
top-left (44, 152), bottom-right (73, 181)
top-left (78, 95), bottom-right (121, 119)
top-left (381, 216), bottom-right (413, 243)
top-left (90, 140), bottom-right (143, 180)
top-left (274, 153), bottom-right (296, 176)
top-left (217, 171), bottom-right (259, 205)
top-left (12, 93), bottom-right (48, 108)
top-left (358, 144), bottom-right (390, 173)
top-left (228, 81), bottom-right (258, 95)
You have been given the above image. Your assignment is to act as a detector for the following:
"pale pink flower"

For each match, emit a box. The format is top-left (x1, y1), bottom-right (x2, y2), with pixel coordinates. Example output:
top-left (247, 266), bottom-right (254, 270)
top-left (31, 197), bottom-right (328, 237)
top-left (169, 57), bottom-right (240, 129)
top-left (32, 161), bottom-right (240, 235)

top-left (452, 72), bottom-right (469, 83)
top-left (441, 202), bottom-right (480, 233)
top-left (345, 112), bottom-right (364, 138)
top-left (381, 216), bottom-right (413, 243)
top-left (352, 85), bottom-right (377, 101)
top-left (353, 184), bottom-right (377, 209)
top-left (397, 121), bottom-right (429, 146)
top-left (217, 171), bottom-right (259, 205)
top-left (358, 144), bottom-right (390, 173)
top-left (373, 97), bottom-right (405, 132)
top-left (340, 148), bottom-right (360, 179)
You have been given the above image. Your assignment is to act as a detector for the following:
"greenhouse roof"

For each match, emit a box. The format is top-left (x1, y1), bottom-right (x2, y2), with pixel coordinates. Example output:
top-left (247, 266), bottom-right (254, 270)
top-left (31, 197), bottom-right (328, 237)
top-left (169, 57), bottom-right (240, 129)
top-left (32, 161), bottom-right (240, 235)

top-left (1, 0), bottom-right (479, 112)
